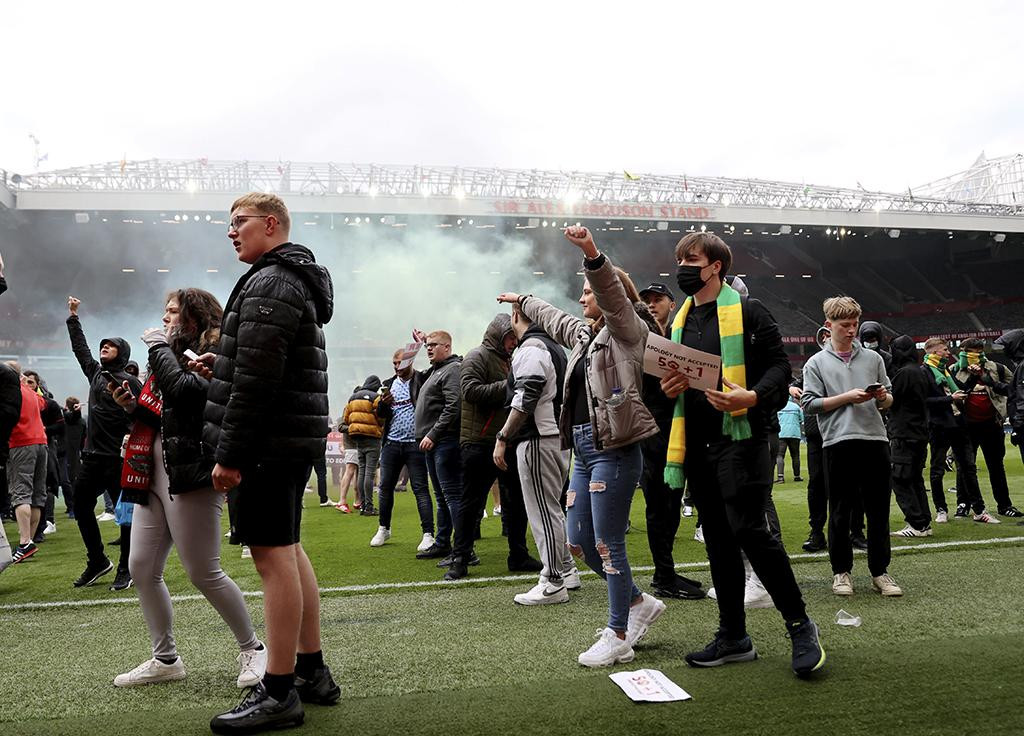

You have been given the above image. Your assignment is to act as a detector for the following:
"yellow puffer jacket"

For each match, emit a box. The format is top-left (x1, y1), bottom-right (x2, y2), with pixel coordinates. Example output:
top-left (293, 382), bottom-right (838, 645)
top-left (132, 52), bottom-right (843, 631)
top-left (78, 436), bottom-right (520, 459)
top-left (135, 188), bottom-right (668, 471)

top-left (342, 377), bottom-right (384, 438)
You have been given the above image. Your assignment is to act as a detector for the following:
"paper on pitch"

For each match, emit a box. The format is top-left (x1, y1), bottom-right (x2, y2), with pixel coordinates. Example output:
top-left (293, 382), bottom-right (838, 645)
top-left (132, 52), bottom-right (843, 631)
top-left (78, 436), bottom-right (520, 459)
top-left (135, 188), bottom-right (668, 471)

top-left (643, 333), bottom-right (721, 391)
top-left (609, 669), bottom-right (692, 703)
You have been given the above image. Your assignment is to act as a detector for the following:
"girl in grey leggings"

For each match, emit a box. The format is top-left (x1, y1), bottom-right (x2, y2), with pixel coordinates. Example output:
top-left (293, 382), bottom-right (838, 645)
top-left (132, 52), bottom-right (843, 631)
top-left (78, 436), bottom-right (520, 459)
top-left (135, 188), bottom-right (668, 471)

top-left (112, 288), bottom-right (265, 689)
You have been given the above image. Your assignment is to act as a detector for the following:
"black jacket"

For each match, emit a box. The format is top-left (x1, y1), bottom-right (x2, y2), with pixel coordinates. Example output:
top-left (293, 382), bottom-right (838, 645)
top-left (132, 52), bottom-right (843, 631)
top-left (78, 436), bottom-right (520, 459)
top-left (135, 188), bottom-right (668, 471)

top-left (203, 243), bottom-right (334, 467)
top-left (63, 407), bottom-right (87, 481)
top-left (994, 329), bottom-right (1024, 432)
top-left (0, 363), bottom-right (22, 463)
top-left (378, 370), bottom-right (427, 441)
top-left (681, 296), bottom-right (791, 441)
top-left (460, 314), bottom-right (513, 446)
top-left (887, 337), bottom-right (930, 442)
top-left (66, 316), bottom-right (142, 456)
top-left (922, 364), bottom-right (963, 431)
top-left (414, 354), bottom-right (463, 443)
top-left (146, 342), bottom-right (218, 494)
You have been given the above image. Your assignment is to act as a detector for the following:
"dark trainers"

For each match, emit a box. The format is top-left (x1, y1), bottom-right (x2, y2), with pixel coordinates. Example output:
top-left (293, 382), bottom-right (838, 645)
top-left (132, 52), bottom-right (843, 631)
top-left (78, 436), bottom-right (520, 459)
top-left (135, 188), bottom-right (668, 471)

top-left (294, 666), bottom-right (341, 706)
top-left (802, 531), bottom-right (827, 552)
top-left (12, 542), bottom-right (39, 563)
top-left (437, 551), bottom-right (479, 569)
top-left (73, 558), bottom-right (114, 587)
top-left (210, 683), bottom-right (304, 734)
top-left (954, 503), bottom-right (971, 518)
top-left (787, 619), bottom-right (827, 678)
top-left (507, 555), bottom-right (543, 573)
top-left (415, 542), bottom-right (451, 560)
top-left (444, 559), bottom-right (469, 580)
top-left (998, 506), bottom-right (1024, 518)
top-left (684, 632), bottom-right (757, 667)
top-left (110, 569), bottom-right (133, 591)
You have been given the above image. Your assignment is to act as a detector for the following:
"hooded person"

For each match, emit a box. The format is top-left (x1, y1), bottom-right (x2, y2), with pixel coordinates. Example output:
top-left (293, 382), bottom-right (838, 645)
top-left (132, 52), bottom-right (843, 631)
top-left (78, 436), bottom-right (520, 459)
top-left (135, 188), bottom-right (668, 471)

top-left (65, 297), bottom-right (143, 588)
top-left (858, 321), bottom-right (893, 378)
top-left (994, 329), bottom-right (1024, 459)
top-left (887, 335), bottom-right (934, 535)
top-left (444, 313), bottom-right (541, 581)
top-left (341, 374), bottom-right (384, 514)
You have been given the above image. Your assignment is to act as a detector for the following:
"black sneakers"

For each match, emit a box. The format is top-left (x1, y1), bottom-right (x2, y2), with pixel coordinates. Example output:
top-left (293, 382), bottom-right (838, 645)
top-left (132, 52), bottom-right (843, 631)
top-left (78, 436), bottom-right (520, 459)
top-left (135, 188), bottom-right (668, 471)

top-left (294, 666), bottom-right (341, 706)
top-left (437, 551), bottom-right (479, 569)
top-left (802, 531), bottom-right (827, 552)
top-left (507, 555), bottom-right (543, 573)
top-left (415, 542), bottom-right (451, 560)
top-left (787, 619), bottom-right (827, 678)
top-left (999, 505), bottom-right (1024, 518)
top-left (73, 558), bottom-right (114, 587)
top-left (850, 534), bottom-right (869, 551)
top-left (110, 569), bottom-right (133, 591)
top-left (954, 503), bottom-right (971, 518)
top-left (652, 573), bottom-right (705, 600)
top-left (210, 683), bottom-right (304, 734)
top-left (684, 632), bottom-right (757, 667)
top-left (12, 542), bottom-right (39, 563)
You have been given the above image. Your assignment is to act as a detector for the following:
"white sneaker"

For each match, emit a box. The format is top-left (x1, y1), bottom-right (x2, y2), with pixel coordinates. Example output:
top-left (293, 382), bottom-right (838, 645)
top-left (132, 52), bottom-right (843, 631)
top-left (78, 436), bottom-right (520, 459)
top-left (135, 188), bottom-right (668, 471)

top-left (973, 510), bottom-right (1001, 524)
top-left (240, 546), bottom-right (252, 559)
top-left (694, 526), bottom-right (705, 544)
top-left (224, 530), bottom-right (231, 538)
top-left (625, 592), bottom-right (667, 647)
top-left (890, 524), bottom-right (929, 538)
top-left (578, 628), bottom-right (635, 668)
top-left (832, 572), bottom-right (854, 596)
top-left (514, 580), bottom-right (569, 606)
top-left (935, 510), bottom-right (948, 523)
top-left (417, 533), bottom-right (435, 553)
top-left (236, 643), bottom-right (267, 688)
top-left (370, 526), bottom-right (391, 547)
top-left (743, 575), bottom-right (774, 609)
top-left (707, 586), bottom-right (718, 600)
top-left (114, 657), bottom-right (186, 687)
top-left (872, 573), bottom-right (904, 597)
top-left (682, 505), bottom-right (694, 518)
top-left (96, 512), bottom-right (116, 522)
top-left (562, 567), bottom-right (582, 591)
top-left (43, 521), bottom-right (57, 535)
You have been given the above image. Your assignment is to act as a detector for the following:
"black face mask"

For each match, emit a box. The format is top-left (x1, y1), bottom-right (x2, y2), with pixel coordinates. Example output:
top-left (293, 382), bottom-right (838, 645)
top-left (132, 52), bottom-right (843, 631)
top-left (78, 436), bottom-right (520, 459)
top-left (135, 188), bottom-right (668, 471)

top-left (676, 264), bottom-right (709, 296)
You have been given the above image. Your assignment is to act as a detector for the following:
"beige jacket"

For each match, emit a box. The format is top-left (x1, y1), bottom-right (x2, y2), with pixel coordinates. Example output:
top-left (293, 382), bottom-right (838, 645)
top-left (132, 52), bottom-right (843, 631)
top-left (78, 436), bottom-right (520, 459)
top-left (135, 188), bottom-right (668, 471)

top-left (521, 255), bottom-right (658, 451)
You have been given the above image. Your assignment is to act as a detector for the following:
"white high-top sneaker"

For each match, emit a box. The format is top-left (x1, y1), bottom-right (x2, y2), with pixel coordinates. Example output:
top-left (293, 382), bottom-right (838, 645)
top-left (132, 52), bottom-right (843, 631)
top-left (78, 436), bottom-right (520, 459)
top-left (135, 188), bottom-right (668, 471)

top-left (417, 533), bottom-right (435, 553)
top-left (370, 526), bottom-right (391, 547)
top-left (578, 628), bottom-right (635, 668)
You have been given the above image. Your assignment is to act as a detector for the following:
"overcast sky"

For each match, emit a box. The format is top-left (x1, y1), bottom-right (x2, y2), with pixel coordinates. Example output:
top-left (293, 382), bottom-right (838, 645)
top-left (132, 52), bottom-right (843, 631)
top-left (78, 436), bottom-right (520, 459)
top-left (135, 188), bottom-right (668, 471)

top-left (3, 1), bottom-right (1020, 193)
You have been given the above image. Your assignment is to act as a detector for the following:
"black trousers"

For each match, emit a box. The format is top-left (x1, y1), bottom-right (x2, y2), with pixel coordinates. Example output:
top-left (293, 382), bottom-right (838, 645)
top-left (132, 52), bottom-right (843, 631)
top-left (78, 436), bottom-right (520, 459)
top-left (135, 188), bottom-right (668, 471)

top-left (72, 453), bottom-right (127, 567)
top-left (929, 425), bottom-right (982, 513)
top-left (962, 420), bottom-right (1013, 512)
top-left (453, 441), bottom-right (529, 563)
top-left (306, 456), bottom-right (328, 503)
top-left (805, 427), bottom-right (827, 533)
top-left (639, 433), bottom-right (683, 586)
top-left (824, 440), bottom-right (892, 577)
top-left (777, 437), bottom-right (801, 479)
top-left (891, 437), bottom-right (930, 531)
top-left (685, 437), bottom-right (807, 639)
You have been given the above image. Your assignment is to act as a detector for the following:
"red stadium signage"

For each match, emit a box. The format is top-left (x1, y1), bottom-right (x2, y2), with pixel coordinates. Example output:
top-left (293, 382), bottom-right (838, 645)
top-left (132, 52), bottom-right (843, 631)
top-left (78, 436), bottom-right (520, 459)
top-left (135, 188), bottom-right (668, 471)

top-left (492, 200), bottom-right (715, 220)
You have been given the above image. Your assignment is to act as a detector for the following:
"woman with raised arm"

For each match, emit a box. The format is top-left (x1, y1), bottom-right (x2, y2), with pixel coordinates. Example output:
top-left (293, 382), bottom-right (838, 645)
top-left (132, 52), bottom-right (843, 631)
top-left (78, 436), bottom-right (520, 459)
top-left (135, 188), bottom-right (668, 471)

top-left (109, 288), bottom-right (266, 689)
top-left (497, 225), bottom-right (666, 668)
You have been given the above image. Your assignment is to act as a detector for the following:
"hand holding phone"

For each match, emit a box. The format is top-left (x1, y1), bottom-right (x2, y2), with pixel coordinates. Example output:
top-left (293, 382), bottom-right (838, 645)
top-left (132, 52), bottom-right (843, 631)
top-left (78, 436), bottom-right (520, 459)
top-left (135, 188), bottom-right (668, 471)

top-left (864, 383), bottom-right (883, 394)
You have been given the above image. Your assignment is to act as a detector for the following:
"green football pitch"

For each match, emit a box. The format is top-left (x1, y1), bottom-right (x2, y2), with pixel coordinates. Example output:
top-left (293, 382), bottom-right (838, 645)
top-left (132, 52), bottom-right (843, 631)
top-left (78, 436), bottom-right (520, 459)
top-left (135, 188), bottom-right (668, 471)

top-left (2, 442), bottom-right (1023, 736)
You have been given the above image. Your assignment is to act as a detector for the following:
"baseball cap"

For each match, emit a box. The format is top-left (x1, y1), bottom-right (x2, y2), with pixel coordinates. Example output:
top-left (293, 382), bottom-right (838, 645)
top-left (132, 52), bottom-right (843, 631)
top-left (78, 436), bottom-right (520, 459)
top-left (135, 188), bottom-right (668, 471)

top-left (639, 282), bottom-right (674, 301)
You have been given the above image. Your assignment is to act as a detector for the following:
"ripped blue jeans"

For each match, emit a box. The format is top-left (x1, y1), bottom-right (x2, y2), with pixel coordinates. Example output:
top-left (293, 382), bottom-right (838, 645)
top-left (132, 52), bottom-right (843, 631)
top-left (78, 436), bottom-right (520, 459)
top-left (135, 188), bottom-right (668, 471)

top-left (567, 423), bottom-right (643, 632)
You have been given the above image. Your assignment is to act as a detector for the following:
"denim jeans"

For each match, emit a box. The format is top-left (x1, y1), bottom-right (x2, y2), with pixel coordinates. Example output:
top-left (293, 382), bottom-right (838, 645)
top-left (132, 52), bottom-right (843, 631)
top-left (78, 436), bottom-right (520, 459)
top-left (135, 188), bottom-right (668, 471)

top-left (349, 435), bottom-right (381, 511)
top-left (567, 424), bottom-right (642, 632)
top-left (424, 436), bottom-right (463, 548)
top-left (378, 440), bottom-right (434, 533)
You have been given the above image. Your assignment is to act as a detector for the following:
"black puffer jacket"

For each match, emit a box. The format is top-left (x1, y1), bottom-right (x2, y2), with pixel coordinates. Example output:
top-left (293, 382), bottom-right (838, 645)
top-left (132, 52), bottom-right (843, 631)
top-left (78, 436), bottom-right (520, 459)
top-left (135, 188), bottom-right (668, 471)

top-left (460, 313), bottom-right (514, 446)
top-left (0, 363), bottom-right (22, 463)
top-left (66, 316), bottom-right (142, 456)
top-left (203, 243), bottom-right (334, 467)
top-left (148, 342), bottom-right (218, 494)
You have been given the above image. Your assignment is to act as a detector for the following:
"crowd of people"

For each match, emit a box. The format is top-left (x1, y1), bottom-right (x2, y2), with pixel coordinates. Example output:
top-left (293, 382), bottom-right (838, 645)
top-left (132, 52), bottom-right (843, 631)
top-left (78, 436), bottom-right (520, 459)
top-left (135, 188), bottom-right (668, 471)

top-left (2, 195), bottom-right (1023, 735)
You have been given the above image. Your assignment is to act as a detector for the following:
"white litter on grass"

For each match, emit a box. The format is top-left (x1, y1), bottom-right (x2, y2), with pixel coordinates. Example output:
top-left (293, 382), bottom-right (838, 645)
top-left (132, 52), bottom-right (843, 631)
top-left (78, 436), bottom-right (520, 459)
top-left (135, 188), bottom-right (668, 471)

top-left (610, 669), bottom-right (691, 703)
top-left (835, 609), bottom-right (862, 627)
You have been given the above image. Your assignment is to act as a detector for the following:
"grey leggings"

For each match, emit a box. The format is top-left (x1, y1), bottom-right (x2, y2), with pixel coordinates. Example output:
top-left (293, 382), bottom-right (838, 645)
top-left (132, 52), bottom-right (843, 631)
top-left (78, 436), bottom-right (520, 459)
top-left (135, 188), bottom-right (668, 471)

top-left (350, 434), bottom-right (381, 510)
top-left (128, 438), bottom-right (257, 660)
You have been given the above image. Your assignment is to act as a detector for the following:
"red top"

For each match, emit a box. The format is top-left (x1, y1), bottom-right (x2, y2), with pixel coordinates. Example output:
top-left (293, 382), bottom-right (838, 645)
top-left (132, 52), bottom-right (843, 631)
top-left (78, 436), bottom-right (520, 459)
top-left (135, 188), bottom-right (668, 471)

top-left (9, 385), bottom-right (47, 448)
top-left (964, 391), bottom-right (996, 423)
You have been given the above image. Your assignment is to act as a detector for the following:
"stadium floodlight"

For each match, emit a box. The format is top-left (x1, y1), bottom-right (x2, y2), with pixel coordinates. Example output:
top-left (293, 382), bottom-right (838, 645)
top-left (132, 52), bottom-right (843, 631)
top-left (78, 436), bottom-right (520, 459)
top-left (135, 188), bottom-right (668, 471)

top-left (826, 228), bottom-right (831, 236)
top-left (888, 229), bottom-right (901, 238)
top-left (780, 225), bottom-right (792, 234)
top-left (74, 212), bottom-right (89, 224)
top-left (994, 233), bottom-right (1006, 242)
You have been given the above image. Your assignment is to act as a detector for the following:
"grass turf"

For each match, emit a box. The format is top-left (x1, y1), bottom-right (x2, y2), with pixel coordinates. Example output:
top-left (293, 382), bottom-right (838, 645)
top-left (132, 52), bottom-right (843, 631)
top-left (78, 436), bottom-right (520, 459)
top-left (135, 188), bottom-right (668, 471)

top-left (2, 441), bottom-right (1023, 734)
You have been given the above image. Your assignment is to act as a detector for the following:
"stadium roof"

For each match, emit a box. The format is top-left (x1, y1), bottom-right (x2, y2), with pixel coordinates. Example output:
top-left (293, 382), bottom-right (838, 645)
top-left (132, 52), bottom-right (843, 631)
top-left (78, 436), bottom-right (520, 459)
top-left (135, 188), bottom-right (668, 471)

top-left (3, 157), bottom-right (1023, 233)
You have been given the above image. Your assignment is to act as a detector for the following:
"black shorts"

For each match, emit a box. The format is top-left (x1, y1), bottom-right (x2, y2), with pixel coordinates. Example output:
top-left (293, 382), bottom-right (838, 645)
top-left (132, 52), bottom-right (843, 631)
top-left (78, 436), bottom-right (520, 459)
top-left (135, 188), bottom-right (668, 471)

top-left (232, 461), bottom-right (312, 547)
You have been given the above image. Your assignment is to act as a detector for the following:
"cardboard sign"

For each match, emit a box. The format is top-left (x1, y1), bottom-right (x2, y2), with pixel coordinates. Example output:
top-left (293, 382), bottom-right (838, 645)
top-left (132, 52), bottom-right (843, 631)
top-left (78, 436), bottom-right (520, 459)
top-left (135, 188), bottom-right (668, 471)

top-left (325, 431), bottom-right (345, 465)
top-left (609, 669), bottom-right (692, 703)
top-left (397, 341), bottom-right (422, 370)
top-left (643, 333), bottom-right (721, 391)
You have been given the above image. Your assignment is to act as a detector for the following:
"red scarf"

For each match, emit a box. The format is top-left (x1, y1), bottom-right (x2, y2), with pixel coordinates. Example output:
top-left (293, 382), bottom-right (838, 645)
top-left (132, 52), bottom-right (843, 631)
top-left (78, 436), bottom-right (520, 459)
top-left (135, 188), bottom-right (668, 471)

top-left (121, 376), bottom-right (163, 491)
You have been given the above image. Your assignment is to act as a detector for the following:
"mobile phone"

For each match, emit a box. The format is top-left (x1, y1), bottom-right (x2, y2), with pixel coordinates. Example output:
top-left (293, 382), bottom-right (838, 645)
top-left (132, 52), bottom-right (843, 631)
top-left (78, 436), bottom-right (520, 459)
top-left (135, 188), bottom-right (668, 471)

top-left (865, 383), bottom-right (883, 393)
top-left (100, 370), bottom-right (118, 386)
top-left (184, 348), bottom-right (200, 361)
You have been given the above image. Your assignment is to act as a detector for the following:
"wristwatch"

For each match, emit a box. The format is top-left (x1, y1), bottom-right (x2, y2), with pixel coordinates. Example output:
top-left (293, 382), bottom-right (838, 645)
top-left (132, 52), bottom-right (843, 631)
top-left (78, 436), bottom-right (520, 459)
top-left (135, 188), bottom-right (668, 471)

top-left (496, 430), bottom-right (508, 442)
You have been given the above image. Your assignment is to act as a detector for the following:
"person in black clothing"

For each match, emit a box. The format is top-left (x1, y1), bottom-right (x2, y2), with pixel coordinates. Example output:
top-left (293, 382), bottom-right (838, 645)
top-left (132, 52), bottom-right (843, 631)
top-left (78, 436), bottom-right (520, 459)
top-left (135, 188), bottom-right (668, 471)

top-left (887, 336), bottom-right (933, 536)
top-left (200, 193), bottom-right (338, 734)
top-left (62, 397), bottom-right (87, 519)
top-left (66, 296), bottom-right (141, 588)
top-left (994, 329), bottom-right (1024, 467)
top-left (660, 232), bottom-right (824, 678)
top-left (922, 337), bottom-right (984, 522)
top-left (637, 283), bottom-right (703, 600)
top-left (858, 321), bottom-right (894, 378)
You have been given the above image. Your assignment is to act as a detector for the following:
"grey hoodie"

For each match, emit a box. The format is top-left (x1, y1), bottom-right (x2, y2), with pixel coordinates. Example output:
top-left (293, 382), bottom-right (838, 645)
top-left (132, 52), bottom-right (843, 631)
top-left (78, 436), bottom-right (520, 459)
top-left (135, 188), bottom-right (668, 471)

top-left (801, 339), bottom-right (890, 447)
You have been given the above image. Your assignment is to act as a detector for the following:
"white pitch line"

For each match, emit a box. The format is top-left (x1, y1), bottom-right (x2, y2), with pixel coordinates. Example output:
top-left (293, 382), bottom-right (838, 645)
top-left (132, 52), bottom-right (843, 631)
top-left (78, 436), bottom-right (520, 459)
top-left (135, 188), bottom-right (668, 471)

top-left (3, 535), bottom-right (1022, 612)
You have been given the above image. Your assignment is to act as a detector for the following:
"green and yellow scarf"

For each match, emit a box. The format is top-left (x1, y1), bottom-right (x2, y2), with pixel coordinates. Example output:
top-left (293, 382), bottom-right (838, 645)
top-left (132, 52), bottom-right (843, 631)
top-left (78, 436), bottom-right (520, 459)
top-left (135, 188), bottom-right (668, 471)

top-left (664, 283), bottom-right (751, 488)
top-left (925, 352), bottom-right (959, 394)
top-left (954, 350), bottom-right (986, 373)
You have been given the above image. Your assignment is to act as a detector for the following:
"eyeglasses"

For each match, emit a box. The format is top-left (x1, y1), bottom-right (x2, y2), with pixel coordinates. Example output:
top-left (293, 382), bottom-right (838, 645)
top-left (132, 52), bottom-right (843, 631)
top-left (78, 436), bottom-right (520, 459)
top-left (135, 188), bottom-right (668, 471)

top-left (425, 342), bottom-right (447, 349)
top-left (229, 215), bottom-right (270, 230)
